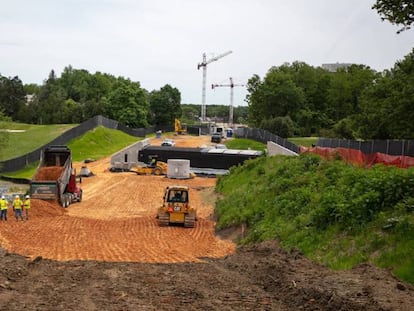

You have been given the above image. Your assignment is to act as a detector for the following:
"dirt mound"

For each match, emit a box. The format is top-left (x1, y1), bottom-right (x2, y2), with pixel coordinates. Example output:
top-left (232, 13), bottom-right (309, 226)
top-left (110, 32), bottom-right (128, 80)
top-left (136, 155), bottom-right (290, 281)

top-left (29, 199), bottom-right (66, 218)
top-left (0, 241), bottom-right (413, 310)
top-left (34, 166), bottom-right (64, 180)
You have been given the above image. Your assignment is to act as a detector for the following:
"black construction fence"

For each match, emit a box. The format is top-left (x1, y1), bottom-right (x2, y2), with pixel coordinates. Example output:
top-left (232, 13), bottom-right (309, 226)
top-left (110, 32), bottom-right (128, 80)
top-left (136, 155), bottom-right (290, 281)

top-left (317, 138), bottom-right (414, 157)
top-left (0, 115), bottom-right (174, 174)
top-left (235, 127), bottom-right (300, 154)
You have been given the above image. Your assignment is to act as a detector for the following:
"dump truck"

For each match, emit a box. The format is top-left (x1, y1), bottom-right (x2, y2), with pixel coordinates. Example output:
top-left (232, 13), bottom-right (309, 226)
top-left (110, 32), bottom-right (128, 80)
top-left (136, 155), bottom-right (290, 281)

top-left (157, 185), bottom-right (196, 227)
top-left (30, 145), bottom-right (82, 207)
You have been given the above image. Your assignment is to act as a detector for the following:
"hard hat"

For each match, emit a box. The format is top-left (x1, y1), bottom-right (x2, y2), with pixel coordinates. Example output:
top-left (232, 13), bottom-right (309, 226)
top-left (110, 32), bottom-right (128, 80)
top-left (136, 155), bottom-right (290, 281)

top-left (15, 195), bottom-right (20, 199)
top-left (1, 195), bottom-right (4, 199)
top-left (25, 195), bottom-right (30, 199)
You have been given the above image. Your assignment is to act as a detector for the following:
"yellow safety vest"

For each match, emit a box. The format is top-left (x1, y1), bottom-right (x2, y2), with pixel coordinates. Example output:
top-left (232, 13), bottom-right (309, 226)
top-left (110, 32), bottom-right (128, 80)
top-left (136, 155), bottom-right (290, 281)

top-left (24, 199), bottom-right (31, 209)
top-left (13, 199), bottom-right (23, 209)
top-left (0, 199), bottom-right (7, 210)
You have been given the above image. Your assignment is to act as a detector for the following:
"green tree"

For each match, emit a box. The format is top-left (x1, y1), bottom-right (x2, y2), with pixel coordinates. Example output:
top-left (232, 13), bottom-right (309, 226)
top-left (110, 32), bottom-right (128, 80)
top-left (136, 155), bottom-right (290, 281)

top-left (233, 106), bottom-right (248, 125)
top-left (326, 65), bottom-right (375, 123)
top-left (24, 83), bottom-right (40, 95)
top-left (373, 0), bottom-right (414, 33)
top-left (149, 84), bottom-right (181, 126)
top-left (34, 70), bottom-right (67, 124)
top-left (103, 80), bottom-right (149, 127)
top-left (181, 104), bottom-right (200, 124)
top-left (246, 69), bottom-right (305, 128)
top-left (260, 116), bottom-right (294, 138)
top-left (0, 75), bottom-right (26, 120)
top-left (356, 49), bottom-right (414, 139)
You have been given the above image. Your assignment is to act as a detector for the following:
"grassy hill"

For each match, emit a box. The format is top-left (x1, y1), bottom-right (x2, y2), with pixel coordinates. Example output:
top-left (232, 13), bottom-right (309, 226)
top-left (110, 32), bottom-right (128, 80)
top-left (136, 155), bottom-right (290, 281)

top-left (3, 126), bottom-right (140, 179)
top-left (215, 154), bottom-right (414, 284)
top-left (0, 122), bottom-right (77, 161)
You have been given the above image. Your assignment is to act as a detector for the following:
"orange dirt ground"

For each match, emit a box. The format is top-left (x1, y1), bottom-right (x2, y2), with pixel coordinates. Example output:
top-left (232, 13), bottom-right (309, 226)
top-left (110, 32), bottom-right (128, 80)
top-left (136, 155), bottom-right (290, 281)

top-left (0, 134), bottom-right (235, 263)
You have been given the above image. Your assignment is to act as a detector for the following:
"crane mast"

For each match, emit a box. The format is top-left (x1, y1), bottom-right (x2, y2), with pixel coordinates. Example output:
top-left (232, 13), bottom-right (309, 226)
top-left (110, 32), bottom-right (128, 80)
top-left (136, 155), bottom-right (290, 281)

top-left (212, 77), bottom-right (244, 127)
top-left (197, 51), bottom-right (232, 122)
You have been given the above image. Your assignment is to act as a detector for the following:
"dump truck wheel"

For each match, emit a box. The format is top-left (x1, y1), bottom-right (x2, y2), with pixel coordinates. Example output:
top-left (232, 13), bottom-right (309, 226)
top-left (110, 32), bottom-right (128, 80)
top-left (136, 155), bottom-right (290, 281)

top-left (153, 167), bottom-right (162, 175)
top-left (61, 194), bottom-right (69, 208)
top-left (65, 194), bottom-right (71, 208)
top-left (158, 212), bottom-right (170, 226)
top-left (184, 213), bottom-right (196, 228)
top-left (78, 191), bottom-right (83, 202)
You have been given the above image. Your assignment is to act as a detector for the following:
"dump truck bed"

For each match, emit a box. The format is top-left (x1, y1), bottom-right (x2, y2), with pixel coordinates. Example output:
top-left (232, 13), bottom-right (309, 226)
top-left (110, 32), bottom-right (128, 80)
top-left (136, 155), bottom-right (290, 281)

top-left (30, 146), bottom-right (73, 201)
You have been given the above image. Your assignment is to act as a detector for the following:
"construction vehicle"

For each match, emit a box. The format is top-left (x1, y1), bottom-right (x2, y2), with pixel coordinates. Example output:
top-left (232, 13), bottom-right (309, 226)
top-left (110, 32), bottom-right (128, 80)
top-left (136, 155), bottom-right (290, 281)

top-left (174, 118), bottom-right (187, 135)
top-left (30, 145), bottom-right (82, 208)
top-left (157, 185), bottom-right (196, 227)
top-left (131, 159), bottom-right (168, 175)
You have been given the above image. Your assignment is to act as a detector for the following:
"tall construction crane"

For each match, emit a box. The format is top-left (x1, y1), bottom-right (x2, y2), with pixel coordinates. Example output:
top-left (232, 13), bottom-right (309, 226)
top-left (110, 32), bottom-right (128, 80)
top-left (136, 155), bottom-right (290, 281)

top-left (212, 77), bottom-right (244, 127)
top-left (197, 50), bottom-right (232, 122)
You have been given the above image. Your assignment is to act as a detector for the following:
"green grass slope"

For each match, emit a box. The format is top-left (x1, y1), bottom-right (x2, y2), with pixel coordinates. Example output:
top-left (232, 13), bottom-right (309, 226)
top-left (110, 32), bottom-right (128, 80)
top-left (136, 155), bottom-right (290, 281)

top-left (68, 126), bottom-right (139, 162)
top-left (215, 154), bottom-right (414, 284)
top-left (0, 122), bottom-right (77, 161)
top-left (3, 126), bottom-right (140, 179)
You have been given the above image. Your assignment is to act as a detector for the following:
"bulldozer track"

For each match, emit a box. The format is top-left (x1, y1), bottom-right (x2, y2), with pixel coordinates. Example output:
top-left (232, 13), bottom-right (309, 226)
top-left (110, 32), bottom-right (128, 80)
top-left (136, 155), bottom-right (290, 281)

top-left (158, 212), bottom-right (170, 226)
top-left (184, 213), bottom-right (196, 228)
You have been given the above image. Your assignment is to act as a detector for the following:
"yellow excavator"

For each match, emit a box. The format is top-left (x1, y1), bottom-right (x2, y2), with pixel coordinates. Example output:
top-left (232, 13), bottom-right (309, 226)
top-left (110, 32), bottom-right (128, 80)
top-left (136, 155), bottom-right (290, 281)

top-left (174, 118), bottom-right (187, 135)
top-left (157, 185), bottom-right (196, 227)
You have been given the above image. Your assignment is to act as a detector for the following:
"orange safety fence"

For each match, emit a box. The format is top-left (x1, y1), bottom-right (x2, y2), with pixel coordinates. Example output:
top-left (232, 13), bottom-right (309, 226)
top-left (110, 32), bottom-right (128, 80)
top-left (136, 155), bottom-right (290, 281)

top-left (300, 146), bottom-right (414, 168)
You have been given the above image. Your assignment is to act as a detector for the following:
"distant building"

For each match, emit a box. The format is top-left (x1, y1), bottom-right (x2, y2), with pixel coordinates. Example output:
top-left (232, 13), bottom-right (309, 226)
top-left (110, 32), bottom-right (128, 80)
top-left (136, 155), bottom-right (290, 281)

top-left (321, 63), bottom-right (353, 72)
top-left (25, 94), bottom-right (35, 104)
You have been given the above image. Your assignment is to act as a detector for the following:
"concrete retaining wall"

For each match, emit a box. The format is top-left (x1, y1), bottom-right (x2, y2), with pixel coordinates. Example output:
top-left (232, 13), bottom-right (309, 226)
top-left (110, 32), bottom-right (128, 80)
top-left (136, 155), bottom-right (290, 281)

top-left (267, 141), bottom-right (298, 156)
top-left (110, 139), bottom-right (150, 171)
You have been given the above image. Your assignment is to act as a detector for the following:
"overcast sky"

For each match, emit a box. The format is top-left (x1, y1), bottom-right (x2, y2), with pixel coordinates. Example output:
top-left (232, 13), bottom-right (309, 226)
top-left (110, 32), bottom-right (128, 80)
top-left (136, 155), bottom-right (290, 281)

top-left (1, 0), bottom-right (413, 107)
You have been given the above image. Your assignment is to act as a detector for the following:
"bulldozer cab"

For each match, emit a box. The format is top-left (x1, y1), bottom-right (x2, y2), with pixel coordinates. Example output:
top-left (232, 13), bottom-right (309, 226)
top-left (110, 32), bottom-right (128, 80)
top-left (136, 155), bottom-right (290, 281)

top-left (167, 189), bottom-right (188, 203)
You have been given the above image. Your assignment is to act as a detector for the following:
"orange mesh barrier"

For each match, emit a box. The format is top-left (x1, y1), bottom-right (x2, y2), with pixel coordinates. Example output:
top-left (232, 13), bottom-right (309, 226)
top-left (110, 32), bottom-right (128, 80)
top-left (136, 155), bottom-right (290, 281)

top-left (300, 146), bottom-right (414, 168)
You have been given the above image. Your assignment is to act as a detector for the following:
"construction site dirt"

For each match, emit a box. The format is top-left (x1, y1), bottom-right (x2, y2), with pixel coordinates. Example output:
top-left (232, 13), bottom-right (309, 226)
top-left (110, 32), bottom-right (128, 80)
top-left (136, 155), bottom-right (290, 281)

top-left (0, 135), bottom-right (413, 310)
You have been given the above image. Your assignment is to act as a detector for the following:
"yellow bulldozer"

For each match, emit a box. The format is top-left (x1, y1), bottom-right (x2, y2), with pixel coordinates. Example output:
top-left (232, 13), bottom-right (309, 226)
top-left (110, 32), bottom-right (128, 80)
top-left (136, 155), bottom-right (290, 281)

top-left (157, 185), bottom-right (196, 227)
top-left (131, 160), bottom-right (168, 176)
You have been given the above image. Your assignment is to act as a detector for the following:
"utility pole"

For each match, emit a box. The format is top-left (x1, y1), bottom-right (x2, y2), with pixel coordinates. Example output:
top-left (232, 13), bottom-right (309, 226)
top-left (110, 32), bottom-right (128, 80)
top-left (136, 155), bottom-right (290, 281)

top-left (212, 77), bottom-right (244, 127)
top-left (197, 51), bottom-right (232, 122)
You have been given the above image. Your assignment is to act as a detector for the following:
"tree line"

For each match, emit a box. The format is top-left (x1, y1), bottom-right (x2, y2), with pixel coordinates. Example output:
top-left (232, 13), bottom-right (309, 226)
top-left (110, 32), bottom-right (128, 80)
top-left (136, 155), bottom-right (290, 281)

top-left (245, 48), bottom-right (414, 140)
top-left (0, 66), bottom-right (186, 128)
top-left (0, 66), bottom-right (249, 128)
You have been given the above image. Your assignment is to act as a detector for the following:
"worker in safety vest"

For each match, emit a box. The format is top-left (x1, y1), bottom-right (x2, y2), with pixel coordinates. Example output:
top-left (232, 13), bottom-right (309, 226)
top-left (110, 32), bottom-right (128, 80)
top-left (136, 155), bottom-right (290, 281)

top-left (23, 195), bottom-right (31, 220)
top-left (0, 195), bottom-right (8, 221)
top-left (149, 158), bottom-right (156, 168)
top-left (12, 195), bottom-right (24, 221)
